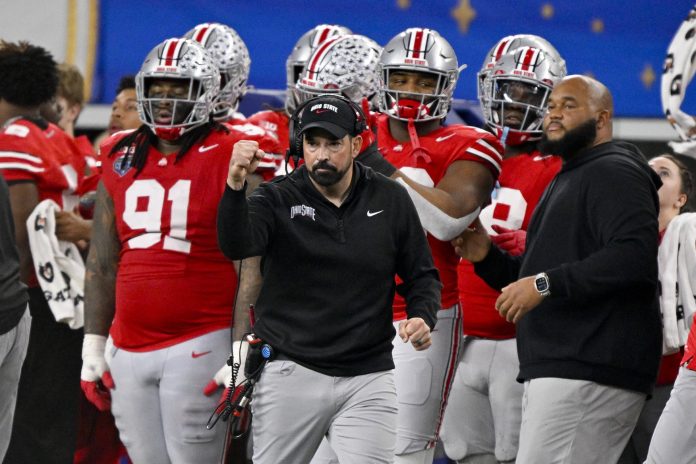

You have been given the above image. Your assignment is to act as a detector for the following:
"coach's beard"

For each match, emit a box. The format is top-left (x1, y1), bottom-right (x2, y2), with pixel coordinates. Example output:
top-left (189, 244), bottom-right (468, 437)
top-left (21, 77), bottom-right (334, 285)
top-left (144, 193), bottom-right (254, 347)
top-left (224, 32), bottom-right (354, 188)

top-left (540, 118), bottom-right (597, 161)
top-left (309, 160), bottom-right (348, 187)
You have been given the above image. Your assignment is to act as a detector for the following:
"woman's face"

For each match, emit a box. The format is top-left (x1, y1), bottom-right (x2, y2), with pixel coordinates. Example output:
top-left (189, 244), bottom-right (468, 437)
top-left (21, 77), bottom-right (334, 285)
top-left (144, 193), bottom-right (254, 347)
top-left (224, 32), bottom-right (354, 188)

top-left (649, 156), bottom-right (686, 213)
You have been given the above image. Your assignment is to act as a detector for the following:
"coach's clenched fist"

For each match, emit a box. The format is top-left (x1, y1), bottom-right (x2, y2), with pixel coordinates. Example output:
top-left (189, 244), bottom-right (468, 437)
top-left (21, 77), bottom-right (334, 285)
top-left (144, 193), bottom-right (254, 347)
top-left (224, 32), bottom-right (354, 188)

top-left (227, 140), bottom-right (266, 190)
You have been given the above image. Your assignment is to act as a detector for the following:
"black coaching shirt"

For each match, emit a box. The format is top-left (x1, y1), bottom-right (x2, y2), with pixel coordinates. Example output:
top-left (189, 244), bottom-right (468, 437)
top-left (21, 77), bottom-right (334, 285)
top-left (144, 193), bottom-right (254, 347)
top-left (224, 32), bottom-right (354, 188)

top-left (217, 163), bottom-right (440, 376)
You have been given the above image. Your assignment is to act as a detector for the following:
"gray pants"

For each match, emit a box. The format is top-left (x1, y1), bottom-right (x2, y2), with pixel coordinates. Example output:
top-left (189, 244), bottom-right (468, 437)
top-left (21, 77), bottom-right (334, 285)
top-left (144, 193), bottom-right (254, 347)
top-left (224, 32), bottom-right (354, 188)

top-left (251, 359), bottom-right (397, 464)
top-left (645, 367), bottom-right (696, 464)
top-left (440, 337), bottom-right (522, 462)
top-left (109, 329), bottom-right (229, 464)
top-left (516, 377), bottom-right (645, 464)
top-left (0, 308), bottom-right (30, 461)
top-left (618, 384), bottom-right (672, 464)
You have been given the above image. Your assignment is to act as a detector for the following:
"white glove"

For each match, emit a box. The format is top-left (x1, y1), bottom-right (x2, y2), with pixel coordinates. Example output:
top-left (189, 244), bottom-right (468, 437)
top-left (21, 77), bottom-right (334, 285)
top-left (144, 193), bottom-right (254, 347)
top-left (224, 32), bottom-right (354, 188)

top-left (203, 340), bottom-right (248, 396)
top-left (81, 333), bottom-right (108, 381)
top-left (80, 334), bottom-right (114, 411)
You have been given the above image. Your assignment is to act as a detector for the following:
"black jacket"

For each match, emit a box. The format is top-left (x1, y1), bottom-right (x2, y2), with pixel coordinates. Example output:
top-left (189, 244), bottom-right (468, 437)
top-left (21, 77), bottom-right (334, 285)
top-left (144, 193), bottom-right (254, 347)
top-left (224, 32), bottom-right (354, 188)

top-left (476, 141), bottom-right (662, 394)
top-left (0, 175), bottom-right (28, 335)
top-left (217, 163), bottom-right (440, 376)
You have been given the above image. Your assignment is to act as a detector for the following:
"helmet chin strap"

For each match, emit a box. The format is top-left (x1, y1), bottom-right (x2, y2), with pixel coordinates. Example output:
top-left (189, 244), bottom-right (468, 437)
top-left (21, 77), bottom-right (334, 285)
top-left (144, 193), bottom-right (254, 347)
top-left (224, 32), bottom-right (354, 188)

top-left (406, 118), bottom-right (432, 164)
top-left (500, 126), bottom-right (510, 148)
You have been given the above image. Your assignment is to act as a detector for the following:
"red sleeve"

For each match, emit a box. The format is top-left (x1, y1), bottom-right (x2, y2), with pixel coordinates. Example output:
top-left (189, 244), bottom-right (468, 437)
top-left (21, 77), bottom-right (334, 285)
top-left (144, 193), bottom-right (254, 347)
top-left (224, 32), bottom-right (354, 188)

top-left (462, 132), bottom-right (503, 179)
top-left (0, 124), bottom-right (46, 183)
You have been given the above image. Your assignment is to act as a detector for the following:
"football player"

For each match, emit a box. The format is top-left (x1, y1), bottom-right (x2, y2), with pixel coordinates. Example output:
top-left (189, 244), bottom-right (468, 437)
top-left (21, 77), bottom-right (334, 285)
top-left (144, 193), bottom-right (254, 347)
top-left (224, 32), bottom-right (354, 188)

top-left (80, 38), bottom-right (253, 463)
top-left (358, 28), bottom-right (504, 464)
top-left (440, 37), bottom-right (566, 464)
top-left (294, 33), bottom-right (382, 163)
top-left (0, 41), bottom-right (87, 464)
top-left (108, 75), bottom-right (141, 136)
top-left (247, 24), bottom-right (351, 156)
top-left (185, 22), bottom-right (282, 183)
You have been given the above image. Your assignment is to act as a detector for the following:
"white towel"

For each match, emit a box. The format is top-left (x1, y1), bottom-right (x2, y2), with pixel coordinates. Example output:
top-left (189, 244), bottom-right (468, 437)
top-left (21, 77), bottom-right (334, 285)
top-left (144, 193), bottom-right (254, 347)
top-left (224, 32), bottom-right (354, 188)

top-left (658, 213), bottom-right (696, 354)
top-left (26, 199), bottom-right (85, 329)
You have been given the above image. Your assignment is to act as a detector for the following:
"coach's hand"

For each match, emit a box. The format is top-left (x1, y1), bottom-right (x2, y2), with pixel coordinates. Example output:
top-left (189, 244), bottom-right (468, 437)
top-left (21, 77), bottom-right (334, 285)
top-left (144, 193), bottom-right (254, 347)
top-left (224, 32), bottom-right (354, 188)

top-left (399, 317), bottom-right (432, 351)
top-left (80, 334), bottom-right (115, 412)
top-left (227, 140), bottom-right (265, 190)
top-left (495, 276), bottom-right (544, 324)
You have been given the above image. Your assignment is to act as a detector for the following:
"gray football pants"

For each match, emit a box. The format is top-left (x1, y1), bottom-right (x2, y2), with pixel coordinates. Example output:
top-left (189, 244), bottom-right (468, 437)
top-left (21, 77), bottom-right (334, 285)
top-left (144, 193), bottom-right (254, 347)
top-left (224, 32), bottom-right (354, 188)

top-left (251, 358), bottom-right (397, 464)
top-left (516, 377), bottom-right (645, 464)
top-left (645, 367), bottom-right (696, 464)
top-left (0, 308), bottom-right (30, 461)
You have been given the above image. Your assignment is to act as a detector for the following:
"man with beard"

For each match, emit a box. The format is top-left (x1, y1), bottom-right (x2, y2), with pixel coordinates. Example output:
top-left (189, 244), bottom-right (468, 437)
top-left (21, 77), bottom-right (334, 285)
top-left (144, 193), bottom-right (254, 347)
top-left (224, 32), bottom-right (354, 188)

top-left (451, 75), bottom-right (663, 464)
top-left (81, 38), bottom-right (256, 463)
top-left (441, 40), bottom-right (566, 464)
top-left (217, 94), bottom-right (441, 464)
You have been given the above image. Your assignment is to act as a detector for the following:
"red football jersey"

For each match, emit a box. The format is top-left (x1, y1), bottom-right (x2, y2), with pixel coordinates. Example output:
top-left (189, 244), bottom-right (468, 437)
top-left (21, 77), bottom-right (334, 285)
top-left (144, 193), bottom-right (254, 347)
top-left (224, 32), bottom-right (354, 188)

top-left (247, 109), bottom-right (290, 154)
top-left (683, 322), bottom-right (696, 372)
top-left (376, 114), bottom-right (503, 320)
top-left (100, 128), bottom-right (240, 351)
top-left (225, 116), bottom-right (284, 181)
top-left (459, 150), bottom-right (561, 338)
top-left (0, 119), bottom-right (85, 287)
top-left (0, 119), bottom-right (83, 209)
top-left (45, 123), bottom-right (88, 203)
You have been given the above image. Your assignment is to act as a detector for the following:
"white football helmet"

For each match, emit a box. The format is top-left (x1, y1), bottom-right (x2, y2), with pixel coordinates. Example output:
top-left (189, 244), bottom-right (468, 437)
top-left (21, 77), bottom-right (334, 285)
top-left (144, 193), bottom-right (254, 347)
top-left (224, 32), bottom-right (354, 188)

top-left (483, 46), bottom-right (566, 145)
top-left (285, 24), bottom-right (352, 114)
top-left (478, 34), bottom-right (566, 107)
top-left (184, 22), bottom-right (251, 119)
top-left (377, 28), bottom-right (462, 121)
top-left (136, 38), bottom-right (220, 140)
top-left (295, 34), bottom-right (382, 108)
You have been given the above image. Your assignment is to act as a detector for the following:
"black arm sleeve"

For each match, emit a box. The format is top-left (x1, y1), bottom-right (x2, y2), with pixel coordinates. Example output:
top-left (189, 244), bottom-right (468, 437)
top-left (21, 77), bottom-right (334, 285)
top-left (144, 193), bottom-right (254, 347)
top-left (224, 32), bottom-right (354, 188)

top-left (473, 244), bottom-right (523, 291)
top-left (216, 183), bottom-right (273, 260)
top-left (355, 143), bottom-right (397, 177)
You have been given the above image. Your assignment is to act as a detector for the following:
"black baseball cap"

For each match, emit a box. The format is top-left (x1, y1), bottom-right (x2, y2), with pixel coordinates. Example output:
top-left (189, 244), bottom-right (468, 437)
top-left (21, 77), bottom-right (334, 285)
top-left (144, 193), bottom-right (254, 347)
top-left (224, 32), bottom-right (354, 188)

top-left (298, 95), bottom-right (362, 138)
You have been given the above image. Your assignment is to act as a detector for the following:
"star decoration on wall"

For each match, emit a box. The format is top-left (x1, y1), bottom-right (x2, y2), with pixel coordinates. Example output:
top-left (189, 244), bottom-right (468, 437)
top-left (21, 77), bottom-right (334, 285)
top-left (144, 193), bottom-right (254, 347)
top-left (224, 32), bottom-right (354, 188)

top-left (541, 3), bottom-right (554, 19)
top-left (451, 0), bottom-right (477, 33)
top-left (397, 0), bottom-right (411, 9)
top-left (591, 18), bottom-right (604, 33)
top-left (641, 63), bottom-right (656, 89)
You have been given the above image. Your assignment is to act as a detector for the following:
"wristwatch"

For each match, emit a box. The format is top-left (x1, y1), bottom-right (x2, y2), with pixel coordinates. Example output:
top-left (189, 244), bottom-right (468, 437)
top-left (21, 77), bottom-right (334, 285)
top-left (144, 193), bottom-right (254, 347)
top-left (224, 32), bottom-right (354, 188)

top-left (534, 272), bottom-right (551, 297)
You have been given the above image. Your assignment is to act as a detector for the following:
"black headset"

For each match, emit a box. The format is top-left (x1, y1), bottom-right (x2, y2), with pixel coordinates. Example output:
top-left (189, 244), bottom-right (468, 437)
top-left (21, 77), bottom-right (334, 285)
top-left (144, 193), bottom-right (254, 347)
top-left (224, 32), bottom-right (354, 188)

top-left (286, 94), bottom-right (367, 166)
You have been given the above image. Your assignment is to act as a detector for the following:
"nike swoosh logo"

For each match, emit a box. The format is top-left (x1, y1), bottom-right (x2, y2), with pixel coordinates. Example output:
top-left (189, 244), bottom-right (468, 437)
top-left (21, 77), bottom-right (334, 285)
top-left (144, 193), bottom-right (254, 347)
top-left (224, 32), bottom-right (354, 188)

top-left (367, 210), bottom-right (384, 217)
top-left (198, 144), bottom-right (219, 153)
top-left (191, 350), bottom-right (212, 358)
top-left (435, 134), bottom-right (455, 143)
top-left (533, 155), bottom-right (552, 161)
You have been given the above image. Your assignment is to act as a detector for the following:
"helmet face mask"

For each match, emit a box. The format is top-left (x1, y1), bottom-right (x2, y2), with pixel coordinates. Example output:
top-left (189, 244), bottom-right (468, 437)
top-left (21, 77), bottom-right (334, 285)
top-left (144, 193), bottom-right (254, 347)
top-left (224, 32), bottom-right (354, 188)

top-left (377, 28), bottom-right (460, 122)
top-left (295, 34), bottom-right (382, 109)
top-left (136, 38), bottom-right (220, 140)
top-left (478, 34), bottom-right (566, 110)
top-left (487, 78), bottom-right (551, 136)
top-left (483, 46), bottom-right (565, 145)
top-left (285, 24), bottom-right (352, 115)
top-left (184, 23), bottom-right (251, 120)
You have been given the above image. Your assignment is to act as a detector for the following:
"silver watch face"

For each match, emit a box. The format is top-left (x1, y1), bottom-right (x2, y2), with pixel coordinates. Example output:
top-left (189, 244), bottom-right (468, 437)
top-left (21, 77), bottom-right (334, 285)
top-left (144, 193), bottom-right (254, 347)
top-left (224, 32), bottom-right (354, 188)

top-left (535, 274), bottom-right (549, 293)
